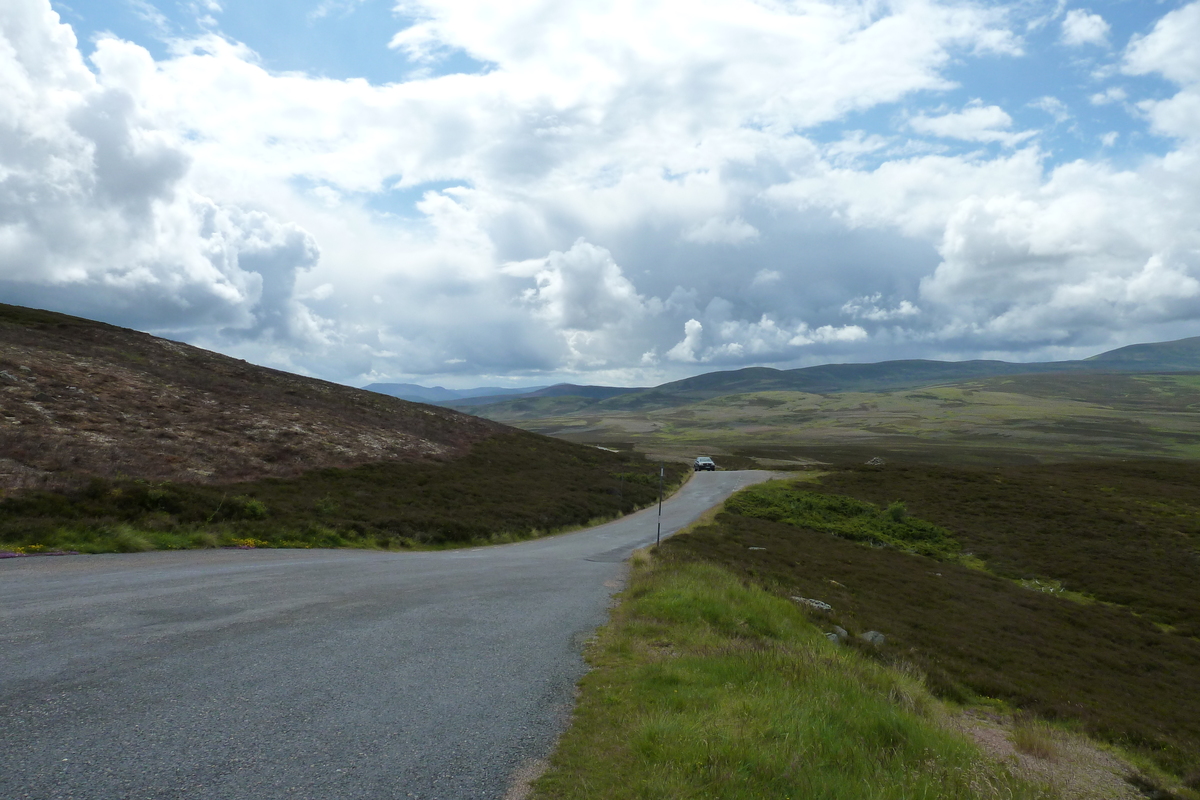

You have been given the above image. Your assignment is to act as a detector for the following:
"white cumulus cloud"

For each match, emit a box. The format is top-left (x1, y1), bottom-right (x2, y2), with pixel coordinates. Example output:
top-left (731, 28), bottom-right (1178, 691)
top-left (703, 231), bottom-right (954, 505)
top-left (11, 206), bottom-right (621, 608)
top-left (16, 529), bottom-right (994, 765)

top-left (666, 319), bottom-right (704, 363)
top-left (909, 101), bottom-right (1035, 146)
top-left (5, 0), bottom-right (1200, 387)
top-left (1061, 9), bottom-right (1110, 47)
top-left (0, 2), bottom-right (320, 340)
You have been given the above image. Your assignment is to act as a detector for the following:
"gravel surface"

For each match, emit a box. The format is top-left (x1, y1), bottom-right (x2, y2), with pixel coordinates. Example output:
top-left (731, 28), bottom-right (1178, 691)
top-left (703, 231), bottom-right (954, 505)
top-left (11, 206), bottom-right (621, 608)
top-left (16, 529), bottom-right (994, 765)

top-left (0, 470), bottom-right (772, 800)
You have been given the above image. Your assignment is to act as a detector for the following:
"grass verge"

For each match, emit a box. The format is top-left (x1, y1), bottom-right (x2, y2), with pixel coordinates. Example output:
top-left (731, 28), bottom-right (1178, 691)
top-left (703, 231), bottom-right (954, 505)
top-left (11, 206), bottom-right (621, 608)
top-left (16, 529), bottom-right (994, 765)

top-left (532, 554), bottom-right (1055, 800)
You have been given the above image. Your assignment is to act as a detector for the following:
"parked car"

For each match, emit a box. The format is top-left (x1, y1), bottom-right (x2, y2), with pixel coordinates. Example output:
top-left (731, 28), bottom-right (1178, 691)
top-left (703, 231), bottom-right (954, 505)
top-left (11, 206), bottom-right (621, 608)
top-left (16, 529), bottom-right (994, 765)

top-left (693, 456), bottom-right (716, 471)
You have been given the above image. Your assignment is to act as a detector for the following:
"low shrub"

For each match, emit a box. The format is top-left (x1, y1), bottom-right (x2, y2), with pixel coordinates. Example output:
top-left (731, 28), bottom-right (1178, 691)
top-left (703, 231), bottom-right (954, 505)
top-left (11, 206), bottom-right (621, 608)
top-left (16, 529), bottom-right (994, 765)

top-left (0, 432), bottom-right (685, 552)
top-left (810, 460), bottom-right (1200, 632)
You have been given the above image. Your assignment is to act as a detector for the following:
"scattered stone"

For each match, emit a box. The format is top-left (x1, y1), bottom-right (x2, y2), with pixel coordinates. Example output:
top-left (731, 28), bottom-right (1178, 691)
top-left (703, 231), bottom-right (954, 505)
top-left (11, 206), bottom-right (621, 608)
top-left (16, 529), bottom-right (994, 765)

top-left (858, 630), bottom-right (886, 647)
top-left (792, 596), bottom-right (832, 612)
top-left (825, 632), bottom-right (840, 644)
top-left (832, 626), bottom-right (849, 643)
top-left (748, 546), bottom-right (766, 551)
top-left (18, 365), bottom-right (31, 373)
top-left (865, 457), bottom-right (886, 466)
top-left (0, 371), bottom-right (17, 384)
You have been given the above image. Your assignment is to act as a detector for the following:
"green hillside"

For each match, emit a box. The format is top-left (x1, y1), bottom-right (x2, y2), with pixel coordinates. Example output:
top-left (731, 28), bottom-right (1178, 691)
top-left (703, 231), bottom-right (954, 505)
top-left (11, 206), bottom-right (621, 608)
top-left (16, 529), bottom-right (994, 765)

top-left (1086, 335), bottom-right (1200, 370)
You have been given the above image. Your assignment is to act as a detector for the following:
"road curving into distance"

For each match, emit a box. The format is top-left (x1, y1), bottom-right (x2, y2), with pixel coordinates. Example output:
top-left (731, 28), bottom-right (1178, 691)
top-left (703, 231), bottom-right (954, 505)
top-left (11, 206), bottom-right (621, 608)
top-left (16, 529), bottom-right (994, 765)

top-left (0, 470), bottom-right (774, 800)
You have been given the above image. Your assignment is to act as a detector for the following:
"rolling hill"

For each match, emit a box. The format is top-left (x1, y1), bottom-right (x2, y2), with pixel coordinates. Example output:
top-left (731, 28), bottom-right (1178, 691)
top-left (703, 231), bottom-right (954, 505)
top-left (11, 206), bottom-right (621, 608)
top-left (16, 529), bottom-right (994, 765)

top-left (454, 370), bottom-right (1200, 468)
top-left (448, 383), bottom-right (644, 407)
top-left (0, 303), bottom-right (681, 553)
top-left (0, 303), bottom-right (507, 492)
top-left (364, 382), bottom-right (550, 403)
top-left (445, 336), bottom-right (1200, 418)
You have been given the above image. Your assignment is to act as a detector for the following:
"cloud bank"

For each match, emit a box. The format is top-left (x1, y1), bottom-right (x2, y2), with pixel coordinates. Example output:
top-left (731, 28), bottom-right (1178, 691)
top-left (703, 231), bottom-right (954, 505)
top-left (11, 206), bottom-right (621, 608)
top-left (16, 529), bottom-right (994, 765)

top-left (3, 0), bottom-right (1200, 386)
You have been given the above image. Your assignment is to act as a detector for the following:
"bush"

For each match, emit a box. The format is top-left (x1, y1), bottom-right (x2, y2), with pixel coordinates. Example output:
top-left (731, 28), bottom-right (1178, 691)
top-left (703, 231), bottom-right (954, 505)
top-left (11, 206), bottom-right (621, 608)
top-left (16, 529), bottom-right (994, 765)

top-left (232, 496), bottom-right (268, 519)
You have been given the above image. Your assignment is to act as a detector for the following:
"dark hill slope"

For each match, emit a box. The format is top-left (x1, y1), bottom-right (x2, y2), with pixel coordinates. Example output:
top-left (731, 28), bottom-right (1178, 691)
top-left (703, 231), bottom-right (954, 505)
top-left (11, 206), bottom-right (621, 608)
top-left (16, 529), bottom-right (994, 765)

top-left (449, 383), bottom-right (643, 407)
top-left (0, 303), bottom-right (504, 492)
top-left (365, 383), bottom-right (549, 403)
top-left (0, 304), bottom-right (684, 553)
top-left (1086, 334), bottom-right (1200, 370)
top-left (656, 359), bottom-right (1046, 396)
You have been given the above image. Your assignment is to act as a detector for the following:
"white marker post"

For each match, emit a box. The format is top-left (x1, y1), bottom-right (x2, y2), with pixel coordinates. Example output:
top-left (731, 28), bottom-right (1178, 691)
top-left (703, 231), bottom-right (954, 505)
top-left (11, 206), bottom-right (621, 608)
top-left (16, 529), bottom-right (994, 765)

top-left (656, 462), bottom-right (664, 546)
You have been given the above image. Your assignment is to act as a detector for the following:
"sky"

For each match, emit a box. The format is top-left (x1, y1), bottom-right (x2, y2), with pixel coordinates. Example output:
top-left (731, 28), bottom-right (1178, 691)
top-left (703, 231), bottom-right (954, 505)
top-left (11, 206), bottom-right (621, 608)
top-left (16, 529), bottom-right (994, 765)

top-left (3, 0), bottom-right (1200, 389)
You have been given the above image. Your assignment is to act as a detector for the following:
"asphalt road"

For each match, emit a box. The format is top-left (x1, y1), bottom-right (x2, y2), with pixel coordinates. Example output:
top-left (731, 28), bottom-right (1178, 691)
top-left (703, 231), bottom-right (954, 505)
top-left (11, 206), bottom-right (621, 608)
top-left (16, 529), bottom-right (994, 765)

top-left (0, 470), bottom-right (773, 800)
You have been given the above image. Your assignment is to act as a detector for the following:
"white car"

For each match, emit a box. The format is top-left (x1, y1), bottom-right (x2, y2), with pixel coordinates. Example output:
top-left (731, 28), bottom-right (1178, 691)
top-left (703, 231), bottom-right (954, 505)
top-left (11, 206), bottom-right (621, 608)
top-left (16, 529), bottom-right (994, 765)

top-left (693, 456), bottom-right (716, 471)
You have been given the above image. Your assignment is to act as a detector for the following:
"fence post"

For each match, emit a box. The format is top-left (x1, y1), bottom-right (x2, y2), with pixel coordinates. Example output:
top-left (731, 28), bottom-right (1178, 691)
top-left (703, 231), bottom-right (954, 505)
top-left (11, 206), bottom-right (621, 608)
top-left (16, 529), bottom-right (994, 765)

top-left (656, 462), bottom-right (663, 546)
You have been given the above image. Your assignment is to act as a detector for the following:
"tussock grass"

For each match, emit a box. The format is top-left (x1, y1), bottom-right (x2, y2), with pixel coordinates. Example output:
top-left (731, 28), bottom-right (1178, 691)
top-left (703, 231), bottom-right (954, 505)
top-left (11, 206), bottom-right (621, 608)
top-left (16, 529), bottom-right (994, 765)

top-left (534, 558), bottom-right (1055, 800)
top-left (1010, 717), bottom-right (1061, 762)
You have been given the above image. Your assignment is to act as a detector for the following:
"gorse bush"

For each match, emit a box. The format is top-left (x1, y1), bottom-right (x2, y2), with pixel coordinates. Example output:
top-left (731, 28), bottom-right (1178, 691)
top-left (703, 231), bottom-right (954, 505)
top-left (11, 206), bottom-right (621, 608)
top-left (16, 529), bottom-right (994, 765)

top-left (724, 481), bottom-right (959, 559)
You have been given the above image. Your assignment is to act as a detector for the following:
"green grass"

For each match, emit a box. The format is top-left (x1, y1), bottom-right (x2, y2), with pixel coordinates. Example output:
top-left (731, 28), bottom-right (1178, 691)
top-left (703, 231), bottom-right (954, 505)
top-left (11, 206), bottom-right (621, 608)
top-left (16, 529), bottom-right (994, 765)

top-left (0, 432), bottom-right (686, 553)
top-left (724, 480), bottom-right (960, 559)
top-left (533, 557), bottom-right (1055, 800)
top-left (661, 466), bottom-right (1200, 785)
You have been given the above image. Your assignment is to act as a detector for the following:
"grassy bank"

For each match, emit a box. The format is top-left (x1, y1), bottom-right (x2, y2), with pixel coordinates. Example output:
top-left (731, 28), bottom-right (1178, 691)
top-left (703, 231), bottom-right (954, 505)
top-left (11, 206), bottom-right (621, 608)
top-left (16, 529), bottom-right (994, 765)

top-left (661, 469), bottom-right (1200, 792)
top-left (533, 555), bottom-right (1054, 800)
top-left (0, 432), bottom-right (686, 554)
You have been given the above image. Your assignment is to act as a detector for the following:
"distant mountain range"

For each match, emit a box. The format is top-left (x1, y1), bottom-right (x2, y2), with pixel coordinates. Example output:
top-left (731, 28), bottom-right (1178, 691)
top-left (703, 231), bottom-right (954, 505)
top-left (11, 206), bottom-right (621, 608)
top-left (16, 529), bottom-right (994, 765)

top-left (364, 383), bottom-right (551, 403)
top-left (366, 335), bottom-right (1200, 414)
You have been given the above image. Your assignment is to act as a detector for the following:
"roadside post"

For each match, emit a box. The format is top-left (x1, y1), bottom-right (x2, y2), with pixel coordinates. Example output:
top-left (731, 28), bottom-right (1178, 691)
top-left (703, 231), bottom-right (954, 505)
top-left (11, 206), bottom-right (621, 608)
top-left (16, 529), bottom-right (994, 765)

top-left (656, 461), bottom-right (664, 546)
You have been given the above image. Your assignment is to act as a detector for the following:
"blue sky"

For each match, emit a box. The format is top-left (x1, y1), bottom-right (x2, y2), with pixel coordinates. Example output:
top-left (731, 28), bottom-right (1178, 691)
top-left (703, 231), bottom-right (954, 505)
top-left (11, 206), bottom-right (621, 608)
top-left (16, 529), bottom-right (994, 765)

top-left (5, 0), bottom-right (1200, 388)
